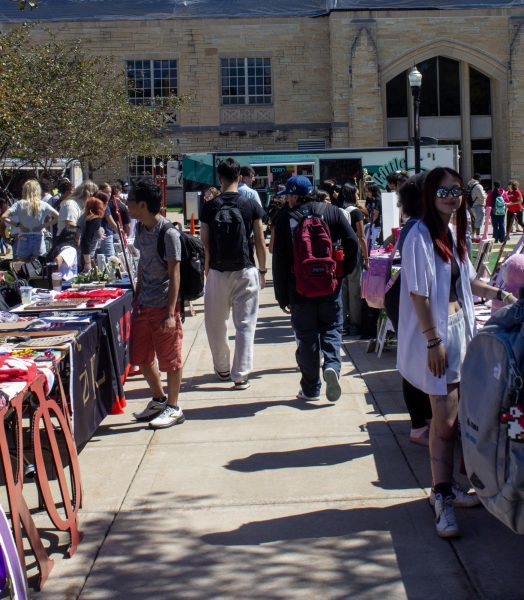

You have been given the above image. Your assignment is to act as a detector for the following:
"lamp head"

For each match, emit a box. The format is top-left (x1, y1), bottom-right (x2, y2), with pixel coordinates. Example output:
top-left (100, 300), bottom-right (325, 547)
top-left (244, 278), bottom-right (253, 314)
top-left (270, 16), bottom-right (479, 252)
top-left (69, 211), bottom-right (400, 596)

top-left (409, 66), bottom-right (423, 89)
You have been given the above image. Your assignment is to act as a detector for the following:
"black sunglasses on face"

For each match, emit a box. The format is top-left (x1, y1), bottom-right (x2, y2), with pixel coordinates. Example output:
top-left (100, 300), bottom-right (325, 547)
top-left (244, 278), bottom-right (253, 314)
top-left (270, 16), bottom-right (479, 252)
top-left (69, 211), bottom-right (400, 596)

top-left (436, 186), bottom-right (464, 198)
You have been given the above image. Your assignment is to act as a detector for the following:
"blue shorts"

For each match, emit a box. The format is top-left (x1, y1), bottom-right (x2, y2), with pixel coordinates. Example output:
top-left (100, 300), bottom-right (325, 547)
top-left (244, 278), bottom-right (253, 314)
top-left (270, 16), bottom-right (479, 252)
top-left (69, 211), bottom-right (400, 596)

top-left (16, 233), bottom-right (45, 259)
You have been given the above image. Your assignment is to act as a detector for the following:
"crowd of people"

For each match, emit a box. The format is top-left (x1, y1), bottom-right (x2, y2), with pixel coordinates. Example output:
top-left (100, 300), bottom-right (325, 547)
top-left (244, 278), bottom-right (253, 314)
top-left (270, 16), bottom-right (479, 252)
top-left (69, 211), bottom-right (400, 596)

top-left (123, 158), bottom-right (519, 541)
top-left (0, 178), bottom-right (132, 282)
top-left (1, 159), bottom-right (519, 541)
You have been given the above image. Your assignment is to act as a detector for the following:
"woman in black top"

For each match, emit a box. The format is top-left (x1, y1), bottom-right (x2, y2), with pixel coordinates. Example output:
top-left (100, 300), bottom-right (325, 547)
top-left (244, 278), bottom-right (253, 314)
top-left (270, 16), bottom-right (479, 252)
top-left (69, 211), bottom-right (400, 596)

top-left (79, 197), bottom-right (105, 272)
top-left (339, 183), bottom-right (368, 335)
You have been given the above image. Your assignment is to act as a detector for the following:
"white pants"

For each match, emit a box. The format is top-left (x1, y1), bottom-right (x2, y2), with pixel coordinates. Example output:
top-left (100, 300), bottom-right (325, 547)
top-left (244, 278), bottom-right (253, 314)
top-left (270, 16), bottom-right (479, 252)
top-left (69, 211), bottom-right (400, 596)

top-left (204, 267), bottom-right (260, 381)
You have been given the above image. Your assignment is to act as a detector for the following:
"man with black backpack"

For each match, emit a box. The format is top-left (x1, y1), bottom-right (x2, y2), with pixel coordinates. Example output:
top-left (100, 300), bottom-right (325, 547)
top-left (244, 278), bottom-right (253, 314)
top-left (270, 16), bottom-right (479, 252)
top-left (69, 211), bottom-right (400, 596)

top-left (272, 176), bottom-right (358, 402)
top-left (127, 177), bottom-right (186, 429)
top-left (200, 158), bottom-right (266, 390)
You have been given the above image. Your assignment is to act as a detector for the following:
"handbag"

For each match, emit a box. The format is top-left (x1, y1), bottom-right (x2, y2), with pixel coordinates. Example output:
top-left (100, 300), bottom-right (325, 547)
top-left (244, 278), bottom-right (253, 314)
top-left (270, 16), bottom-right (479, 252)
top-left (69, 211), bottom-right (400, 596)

top-left (361, 238), bottom-right (400, 310)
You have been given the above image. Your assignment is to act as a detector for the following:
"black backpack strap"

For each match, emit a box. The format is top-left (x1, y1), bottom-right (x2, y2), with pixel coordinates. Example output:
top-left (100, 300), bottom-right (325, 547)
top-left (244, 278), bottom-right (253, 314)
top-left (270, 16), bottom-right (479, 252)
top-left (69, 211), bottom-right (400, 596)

top-left (156, 221), bottom-right (175, 265)
top-left (290, 202), bottom-right (326, 222)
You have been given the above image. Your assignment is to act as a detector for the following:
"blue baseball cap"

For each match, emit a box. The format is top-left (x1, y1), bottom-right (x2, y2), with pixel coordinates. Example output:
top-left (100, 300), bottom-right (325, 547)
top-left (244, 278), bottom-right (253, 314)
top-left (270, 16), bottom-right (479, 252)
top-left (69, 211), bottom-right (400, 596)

top-left (277, 175), bottom-right (313, 197)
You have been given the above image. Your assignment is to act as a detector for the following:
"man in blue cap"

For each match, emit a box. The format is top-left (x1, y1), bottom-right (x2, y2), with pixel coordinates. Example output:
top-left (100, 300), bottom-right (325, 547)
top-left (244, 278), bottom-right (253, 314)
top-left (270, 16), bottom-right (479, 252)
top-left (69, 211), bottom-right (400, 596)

top-left (272, 175), bottom-right (358, 402)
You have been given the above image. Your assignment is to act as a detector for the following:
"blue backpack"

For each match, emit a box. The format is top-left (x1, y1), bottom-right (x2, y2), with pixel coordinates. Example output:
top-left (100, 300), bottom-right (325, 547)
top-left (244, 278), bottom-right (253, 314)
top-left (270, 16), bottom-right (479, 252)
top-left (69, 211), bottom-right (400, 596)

top-left (460, 296), bottom-right (524, 533)
top-left (494, 194), bottom-right (506, 216)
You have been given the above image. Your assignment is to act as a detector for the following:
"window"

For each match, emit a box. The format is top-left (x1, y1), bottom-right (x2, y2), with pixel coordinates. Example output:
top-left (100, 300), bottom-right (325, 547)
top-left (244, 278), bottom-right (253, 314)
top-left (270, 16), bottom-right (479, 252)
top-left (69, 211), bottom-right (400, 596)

top-left (417, 57), bottom-right (460, 117)
top-left (127, 60), bottom-right (178, 106)
top-left (221, 58), bottom-right (272, 105)
top-left (386, 72), bottom-right (408, 118)
top-left (129, 156), bottom-right (177, 180)
top-left (470, 67), bottom-right (491, 115)
top-left (129, 156), bottom-right (154, 178)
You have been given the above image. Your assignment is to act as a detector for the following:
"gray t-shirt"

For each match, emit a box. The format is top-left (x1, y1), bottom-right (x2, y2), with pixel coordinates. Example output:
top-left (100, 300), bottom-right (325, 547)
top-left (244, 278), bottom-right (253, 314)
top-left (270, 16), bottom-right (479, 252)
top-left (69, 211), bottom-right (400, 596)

top-left (135, 216), bottom-right (182, 308)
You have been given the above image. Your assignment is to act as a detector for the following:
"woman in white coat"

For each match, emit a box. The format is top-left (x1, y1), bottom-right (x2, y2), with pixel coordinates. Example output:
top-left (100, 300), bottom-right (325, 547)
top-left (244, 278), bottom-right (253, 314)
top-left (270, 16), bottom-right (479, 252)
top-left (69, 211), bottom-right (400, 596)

top-left (397, 167), bottom-right (517, 538)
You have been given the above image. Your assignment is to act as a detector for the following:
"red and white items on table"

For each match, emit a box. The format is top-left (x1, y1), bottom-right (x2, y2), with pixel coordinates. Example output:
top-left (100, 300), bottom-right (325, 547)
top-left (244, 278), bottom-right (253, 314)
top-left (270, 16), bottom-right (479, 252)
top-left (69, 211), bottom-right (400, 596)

top-left (56, 288), bottom-right (125, 303)
top-left (0, 356), bottom-right (38, 383)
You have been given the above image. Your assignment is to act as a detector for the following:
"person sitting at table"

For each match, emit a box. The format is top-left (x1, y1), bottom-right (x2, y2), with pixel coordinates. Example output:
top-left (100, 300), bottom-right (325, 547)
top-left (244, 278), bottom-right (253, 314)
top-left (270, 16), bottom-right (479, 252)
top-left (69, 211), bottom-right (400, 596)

top-left (79, 198), bottom-right (105, 272)
top-left (1, 179), bottom-right (58, 261)
top-left (47, 226), bottom-right (80, 283)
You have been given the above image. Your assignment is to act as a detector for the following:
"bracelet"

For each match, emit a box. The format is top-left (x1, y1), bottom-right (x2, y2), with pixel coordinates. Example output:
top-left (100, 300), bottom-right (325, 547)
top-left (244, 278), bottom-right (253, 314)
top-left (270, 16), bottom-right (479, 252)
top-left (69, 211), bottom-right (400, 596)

top-left (496, 288), bottom-right (504, 301)
top-left (422, 326), bottom-right (436, 335)
top-left (427, 337), bottom-right (442, 349)
top-left (258, 269), bottom-right (267, 275)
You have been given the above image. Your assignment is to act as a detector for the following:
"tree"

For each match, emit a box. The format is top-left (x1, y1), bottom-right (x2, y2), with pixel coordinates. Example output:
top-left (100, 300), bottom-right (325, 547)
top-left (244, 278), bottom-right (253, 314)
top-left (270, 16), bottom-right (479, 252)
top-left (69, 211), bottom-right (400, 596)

top-left (0, 27), bottom-right (190, 188)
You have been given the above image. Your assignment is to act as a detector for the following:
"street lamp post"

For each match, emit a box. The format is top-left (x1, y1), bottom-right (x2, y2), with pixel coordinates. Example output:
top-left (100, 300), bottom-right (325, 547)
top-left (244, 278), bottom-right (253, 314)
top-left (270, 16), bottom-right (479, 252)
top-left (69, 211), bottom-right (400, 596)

top-left (408, 66), bottom-right (423, 174)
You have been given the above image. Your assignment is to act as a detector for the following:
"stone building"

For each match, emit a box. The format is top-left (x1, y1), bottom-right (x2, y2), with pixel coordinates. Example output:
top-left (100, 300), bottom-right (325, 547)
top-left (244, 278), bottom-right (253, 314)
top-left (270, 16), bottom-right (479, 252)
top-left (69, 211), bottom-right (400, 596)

top-left (1, 0), bottom-right (523, 184)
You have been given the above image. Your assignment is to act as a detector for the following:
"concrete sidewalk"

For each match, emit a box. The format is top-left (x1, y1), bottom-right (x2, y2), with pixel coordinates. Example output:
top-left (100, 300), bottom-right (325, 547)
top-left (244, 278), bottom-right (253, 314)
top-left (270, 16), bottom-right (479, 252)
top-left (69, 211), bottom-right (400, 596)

top-left (35, 274), bottom-right (524, 599)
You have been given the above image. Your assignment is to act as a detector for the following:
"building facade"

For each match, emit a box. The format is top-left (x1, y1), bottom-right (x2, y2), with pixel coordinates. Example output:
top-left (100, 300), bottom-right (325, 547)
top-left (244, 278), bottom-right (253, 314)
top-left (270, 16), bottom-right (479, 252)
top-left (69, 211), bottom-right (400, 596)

top-left (1, 1), bottom-right (523, 184)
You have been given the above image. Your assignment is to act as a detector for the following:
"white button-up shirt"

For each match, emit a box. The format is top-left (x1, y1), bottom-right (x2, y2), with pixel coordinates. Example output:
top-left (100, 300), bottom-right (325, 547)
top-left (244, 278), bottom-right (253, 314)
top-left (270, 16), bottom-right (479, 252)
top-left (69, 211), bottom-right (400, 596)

top-left (397, 221), bottom-right (477, 395)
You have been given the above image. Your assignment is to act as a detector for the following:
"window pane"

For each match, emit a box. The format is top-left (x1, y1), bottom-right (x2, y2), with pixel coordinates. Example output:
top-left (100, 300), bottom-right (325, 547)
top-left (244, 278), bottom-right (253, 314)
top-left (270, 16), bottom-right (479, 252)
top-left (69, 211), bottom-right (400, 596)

top-left (127, 60), bottom-right (152, 105)
top-left (418, 58), bottom-right (438, 117)
top-left (471, 138), bottom-right (492, 150)
top-left (439, 57), bottom-right (460, 116)
top-left (386, 72), bottom-right (407, 118)
top-left (470, 67), bottom-right (491, 115)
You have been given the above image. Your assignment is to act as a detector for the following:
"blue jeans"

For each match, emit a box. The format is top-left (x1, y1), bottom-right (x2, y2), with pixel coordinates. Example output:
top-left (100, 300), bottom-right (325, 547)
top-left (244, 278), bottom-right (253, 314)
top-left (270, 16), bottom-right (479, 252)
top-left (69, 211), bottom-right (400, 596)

top-left (290, 288), bottom-right (343, 397)
top-left (492, 213), bottom-right (505, 243)
top-left (97, 234), bottom-right (115, 257)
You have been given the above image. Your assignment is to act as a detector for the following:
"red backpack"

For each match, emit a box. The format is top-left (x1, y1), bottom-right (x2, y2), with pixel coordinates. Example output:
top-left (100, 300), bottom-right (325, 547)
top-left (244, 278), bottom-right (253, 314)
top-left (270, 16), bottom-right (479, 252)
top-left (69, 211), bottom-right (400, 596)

top-left (291, 204), bottom-right (338, 298)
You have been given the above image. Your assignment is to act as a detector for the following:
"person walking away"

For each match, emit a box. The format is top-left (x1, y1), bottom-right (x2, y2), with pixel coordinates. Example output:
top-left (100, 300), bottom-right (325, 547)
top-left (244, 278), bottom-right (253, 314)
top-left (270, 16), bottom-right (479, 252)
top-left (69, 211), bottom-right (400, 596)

top-left (339, 183), bottom-right (369, 335)
top-left (238, 166), bottom-right (263, 208)
top-left (200, 158), bottom-right (266, 390)
top-left (384, 174), bottom-right (433, 446)
top-left (127, 177), bottom-right (185, 429)
top-left (397, 167), bottom-right (517, 538)
top-left (466, 173), bottom-right (486, 242)
top-left (1, 180), bottom-right (58, 261)
top-left (272, 176), bottom-right (358, 402)
top-left (505, 180), bottom-right (523, 238)
top-left (489, 182), bottom-right (507, 243)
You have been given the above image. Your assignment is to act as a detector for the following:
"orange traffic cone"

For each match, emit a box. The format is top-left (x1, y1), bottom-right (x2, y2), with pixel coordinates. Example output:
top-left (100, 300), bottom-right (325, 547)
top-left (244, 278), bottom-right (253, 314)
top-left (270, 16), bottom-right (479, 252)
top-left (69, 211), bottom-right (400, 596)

top-left (190, 213), bottom-right (196, 236)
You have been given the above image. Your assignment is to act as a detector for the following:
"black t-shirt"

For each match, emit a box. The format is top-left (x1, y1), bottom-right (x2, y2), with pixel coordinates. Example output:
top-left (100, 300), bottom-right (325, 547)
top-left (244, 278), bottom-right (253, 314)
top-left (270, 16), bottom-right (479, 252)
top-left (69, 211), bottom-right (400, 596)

top-left (346, 206), bottom-right (364, 233)
top-left (110, 199), bottom-right (130, 226)
top-left (366, 198), bottom-right (382, 225)
top-left (200, 191), bottom-right (265, 269)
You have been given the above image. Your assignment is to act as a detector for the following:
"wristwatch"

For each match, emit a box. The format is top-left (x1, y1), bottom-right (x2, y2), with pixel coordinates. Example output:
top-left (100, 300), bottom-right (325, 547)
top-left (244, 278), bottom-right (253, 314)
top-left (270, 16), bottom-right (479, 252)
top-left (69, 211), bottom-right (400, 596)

top-left (258, 269), bottom-right (267, 275)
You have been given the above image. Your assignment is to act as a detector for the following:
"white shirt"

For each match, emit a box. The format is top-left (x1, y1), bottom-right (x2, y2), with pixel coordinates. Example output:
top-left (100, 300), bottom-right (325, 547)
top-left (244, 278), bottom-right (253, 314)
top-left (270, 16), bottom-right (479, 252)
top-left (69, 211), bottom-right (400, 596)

top-left (58, 199), bottom-right (82, 233)
top-left (397, 221), bottom-right (477, 395)
top-left (57, 246), bottom-right (78, 282)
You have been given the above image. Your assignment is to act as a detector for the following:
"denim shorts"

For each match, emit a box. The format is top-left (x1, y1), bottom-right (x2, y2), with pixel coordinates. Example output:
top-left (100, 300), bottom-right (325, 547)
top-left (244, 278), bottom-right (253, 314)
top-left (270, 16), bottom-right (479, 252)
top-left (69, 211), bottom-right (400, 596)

top-left (16, 233), bottom-right (45, 259)
top-left (446, 309), bottom-right (466, 384)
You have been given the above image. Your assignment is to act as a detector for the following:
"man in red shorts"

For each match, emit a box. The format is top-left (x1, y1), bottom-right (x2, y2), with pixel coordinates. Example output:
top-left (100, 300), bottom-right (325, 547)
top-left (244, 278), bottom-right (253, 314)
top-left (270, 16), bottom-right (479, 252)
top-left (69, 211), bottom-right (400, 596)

top-left (127, 177), bottom-right (185, 429)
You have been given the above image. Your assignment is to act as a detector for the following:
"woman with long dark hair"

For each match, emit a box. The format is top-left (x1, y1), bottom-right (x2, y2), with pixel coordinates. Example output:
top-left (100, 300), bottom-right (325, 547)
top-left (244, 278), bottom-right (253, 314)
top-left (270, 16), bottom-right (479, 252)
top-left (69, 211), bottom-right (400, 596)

top-left (397, 167), bottom-right (516, 538)
top-left (339, 183), bottom-right (368, 334)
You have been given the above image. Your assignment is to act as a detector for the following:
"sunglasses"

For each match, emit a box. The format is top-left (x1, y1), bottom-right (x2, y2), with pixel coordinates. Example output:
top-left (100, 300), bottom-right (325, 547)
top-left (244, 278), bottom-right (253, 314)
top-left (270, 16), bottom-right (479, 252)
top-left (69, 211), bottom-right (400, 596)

top-left (436, 186), bottom-right (464, 198)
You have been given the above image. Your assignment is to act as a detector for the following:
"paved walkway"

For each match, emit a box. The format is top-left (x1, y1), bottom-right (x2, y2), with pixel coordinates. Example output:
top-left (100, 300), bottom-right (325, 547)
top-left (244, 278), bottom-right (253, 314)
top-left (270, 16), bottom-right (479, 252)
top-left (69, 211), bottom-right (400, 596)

top-left (34, 270), bottom-right (524, 600)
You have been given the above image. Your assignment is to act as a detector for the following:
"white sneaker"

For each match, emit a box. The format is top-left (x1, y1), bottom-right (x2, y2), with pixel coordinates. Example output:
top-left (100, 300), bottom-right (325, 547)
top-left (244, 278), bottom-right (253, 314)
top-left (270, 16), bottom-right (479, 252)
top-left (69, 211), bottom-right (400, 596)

top-left (133, 398), bottom-right (166, 421)
top-left (297, 388), bottom-right (320, 401)
top-left (434, 493), bottom-right (461, 538)
top-left (324, 368), bottom-right (341, 402)
top-left (430, 484), bottom-right (481, 508)
top-left (149, 405), bottom-right (185, 429)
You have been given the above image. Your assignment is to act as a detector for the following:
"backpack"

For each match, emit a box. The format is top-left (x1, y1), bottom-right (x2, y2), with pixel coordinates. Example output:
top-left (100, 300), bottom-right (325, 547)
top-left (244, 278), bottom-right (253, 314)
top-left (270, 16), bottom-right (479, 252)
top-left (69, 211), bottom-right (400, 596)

top-left (494, 193), bottom-right (506, 216)
top-left (466, 183), bottom-right (477, 208)
top-left (137, 221), bottom-right (205, 302)
top-left (291, 204), bottom-right (338, 298)
top-left (210, 198), bottom-right (249, 272)
top-left (460, 297), bottom-right (524, 533)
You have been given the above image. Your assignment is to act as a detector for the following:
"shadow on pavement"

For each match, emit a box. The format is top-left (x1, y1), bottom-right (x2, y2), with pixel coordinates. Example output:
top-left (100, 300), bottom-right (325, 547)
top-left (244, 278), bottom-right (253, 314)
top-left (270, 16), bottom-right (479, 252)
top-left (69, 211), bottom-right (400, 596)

top-left (224, 441), bottom-right (371, 472)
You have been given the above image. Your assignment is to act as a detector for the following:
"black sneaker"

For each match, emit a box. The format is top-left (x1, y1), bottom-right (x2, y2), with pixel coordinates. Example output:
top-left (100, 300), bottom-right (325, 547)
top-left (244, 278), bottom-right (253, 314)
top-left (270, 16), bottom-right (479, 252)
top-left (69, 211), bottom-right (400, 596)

top-left (133, 398), bottom-right (167, 421)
